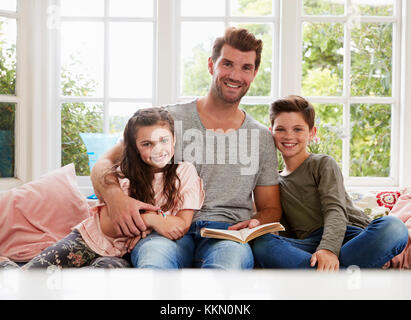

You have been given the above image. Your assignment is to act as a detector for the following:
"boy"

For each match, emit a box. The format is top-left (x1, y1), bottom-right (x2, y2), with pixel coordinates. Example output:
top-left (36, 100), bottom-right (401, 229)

top-left (252, 95), bottom-right (408, 271)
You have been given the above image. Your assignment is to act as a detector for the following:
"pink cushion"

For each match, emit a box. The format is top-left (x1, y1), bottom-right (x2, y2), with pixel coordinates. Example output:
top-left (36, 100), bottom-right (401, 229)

top-left (387, 191), bottom-right (411, 269)
top-left (0, 164), bottom-right (90, 262)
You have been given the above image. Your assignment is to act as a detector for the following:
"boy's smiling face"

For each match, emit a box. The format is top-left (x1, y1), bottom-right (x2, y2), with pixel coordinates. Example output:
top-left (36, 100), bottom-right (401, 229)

top-left (271, 112), bottom-right (316, 162)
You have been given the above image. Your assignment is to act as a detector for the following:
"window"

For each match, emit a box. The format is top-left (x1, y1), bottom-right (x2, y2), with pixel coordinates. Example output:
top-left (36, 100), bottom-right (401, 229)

top-left (58, 0), bottom-right (156, 176)
top-left (1, 0), bottom-right (410, 191)
top-left (0, 1), bottom-right (17, 179)
top-left (296, 0), bottom-right (401, 186)
top-left (177, 0), bottom-right (280, 127)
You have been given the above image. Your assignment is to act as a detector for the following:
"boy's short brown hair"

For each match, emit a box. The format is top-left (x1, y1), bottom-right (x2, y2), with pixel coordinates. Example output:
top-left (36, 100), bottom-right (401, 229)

top-left (270, 95), bottom-right (315, 129)
top-left (211, 27), bottom-right (263, 70)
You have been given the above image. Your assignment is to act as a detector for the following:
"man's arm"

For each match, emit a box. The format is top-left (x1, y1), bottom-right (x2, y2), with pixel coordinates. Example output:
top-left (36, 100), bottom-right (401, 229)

top-left (90, 141), bottom-right (159, 237)
top-left (228, 185), bottom-right (282, 230)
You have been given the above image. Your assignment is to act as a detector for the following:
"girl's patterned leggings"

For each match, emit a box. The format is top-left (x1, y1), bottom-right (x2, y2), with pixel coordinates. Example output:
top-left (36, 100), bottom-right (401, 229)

top-left (0, 229), bottom-right (130, 269)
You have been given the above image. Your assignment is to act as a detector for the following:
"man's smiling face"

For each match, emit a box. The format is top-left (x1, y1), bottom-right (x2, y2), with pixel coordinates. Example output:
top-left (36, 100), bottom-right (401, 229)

top-left (209, 44), bottom-right (258, 104)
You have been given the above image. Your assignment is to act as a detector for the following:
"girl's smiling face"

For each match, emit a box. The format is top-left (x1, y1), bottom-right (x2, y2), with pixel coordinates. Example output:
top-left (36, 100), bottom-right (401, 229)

top-left (272, 112), bottom-right (316, 162)
top-left (136, 124), bottom-right (175, 170)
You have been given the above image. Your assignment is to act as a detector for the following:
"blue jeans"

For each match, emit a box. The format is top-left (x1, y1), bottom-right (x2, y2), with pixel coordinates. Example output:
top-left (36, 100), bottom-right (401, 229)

top-left (252, 216), bottom-right (408, 269)
top-left (130, 221), bottom-right (254, 269)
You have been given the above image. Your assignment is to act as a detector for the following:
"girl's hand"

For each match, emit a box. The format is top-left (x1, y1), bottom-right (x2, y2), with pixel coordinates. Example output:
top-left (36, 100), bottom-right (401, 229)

top-left (310, 249), bottom-right (339, 271)
top-left (228, 218), bottom-right (260, 230)
top-left (155, 219), bottom-right (186, 240)
top-left (125, 235), bottom-right (141, 253)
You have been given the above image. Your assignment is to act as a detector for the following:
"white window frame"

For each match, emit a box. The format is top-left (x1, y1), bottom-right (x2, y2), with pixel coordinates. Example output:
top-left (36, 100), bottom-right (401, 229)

top-left (2, 0), bottom-right (411, 192)
top-left (280, 0), bottom-right (411, 187)
top-left (0, 1), bottom-right (30, 190)
top-left (54, 0), bottom-right (158, 190)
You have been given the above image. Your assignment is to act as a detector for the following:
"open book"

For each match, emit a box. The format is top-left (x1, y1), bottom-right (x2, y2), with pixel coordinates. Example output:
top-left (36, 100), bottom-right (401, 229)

top-left (200, 222), bottom-right (285, 244)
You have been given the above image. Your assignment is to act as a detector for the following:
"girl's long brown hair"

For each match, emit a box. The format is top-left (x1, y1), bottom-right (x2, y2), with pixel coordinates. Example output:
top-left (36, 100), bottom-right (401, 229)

top-left (109, 107), bottom-right (182, 212)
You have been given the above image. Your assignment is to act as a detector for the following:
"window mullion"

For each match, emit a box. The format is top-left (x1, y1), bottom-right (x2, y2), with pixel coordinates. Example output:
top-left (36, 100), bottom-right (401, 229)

top-left (399, 0), bottom-right (411, 186)
top-left (342, 6), bottom-right (351, 178)
top-left (157, 0), bottom-right (177, 105)
top-left (103, 0), bottom-right (109, 133)
top-left (279, 0), bottom-right (300, 96)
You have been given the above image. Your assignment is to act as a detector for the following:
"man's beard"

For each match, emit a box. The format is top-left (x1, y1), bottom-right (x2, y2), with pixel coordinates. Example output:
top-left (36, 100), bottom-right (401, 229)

top-left (212, 77), bottom-right (249, 104)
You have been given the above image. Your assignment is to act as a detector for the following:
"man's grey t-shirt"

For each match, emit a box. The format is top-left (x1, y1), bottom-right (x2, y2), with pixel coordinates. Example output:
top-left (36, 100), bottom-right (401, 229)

top-left (167, 100), bottom-right (279, 224)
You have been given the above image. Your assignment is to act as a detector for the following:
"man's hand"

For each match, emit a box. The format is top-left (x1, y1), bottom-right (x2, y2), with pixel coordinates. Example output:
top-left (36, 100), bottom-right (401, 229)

top-left (90, 141), bottom-right (160, 237)
top-left (228, 218), bottom-right (260, 230)
top-left (105, 192), bottom-right (160, 237)
top-left (310, 249), bottom-right (340, 271)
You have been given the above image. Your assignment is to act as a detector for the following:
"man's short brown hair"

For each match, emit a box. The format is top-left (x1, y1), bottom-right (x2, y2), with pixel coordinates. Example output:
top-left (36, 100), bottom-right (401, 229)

top-left (270, 95), bottom-right (316, 129)
top-left (211, 27), bottom-right (263, 70)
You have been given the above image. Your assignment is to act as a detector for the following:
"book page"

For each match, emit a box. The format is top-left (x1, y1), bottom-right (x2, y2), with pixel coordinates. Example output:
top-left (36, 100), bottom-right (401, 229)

top-left (240, 222), bottom-right (284, 242)
top-left (200, 228), bottom-right (244, 241)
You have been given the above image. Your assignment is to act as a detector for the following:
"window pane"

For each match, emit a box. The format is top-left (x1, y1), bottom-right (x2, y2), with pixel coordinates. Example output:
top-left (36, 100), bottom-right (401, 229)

top-left (109, 22), bottom-right (153, 98)
top-left (0, 17), bottom-right (16, 95)
top-left (0, 103), bottom-right (15, 178)
top-left (0, 0), bottom-right (16, 11)
top-left (61, 102), bottom-right (103, 176)
top-left (350, 104), bottom-right (391, 177)
top-left (109, 0), bottom-right (153, 17)
top-left (302, 22), bottom-right (344, 96)
top-left (109, 102), bottom-right (152, 134)
top-left (241, 104), bottom-right (270, 127)
top-left (313, 103), bottom-right (343, 168)
top-left (180, 22), bottom-right (224, 96)
top-left (60, 0), bottom-right (104, 17)
top-left (61, 22), bottom-right (104, 97)
top-left (351, 23), bottom-right (392, 97)
top-left (231, 0), bottom-right (272, 16)
top-left (303, 0), bottom-right (345, 15)
top-left (351, 0), bottom-right (394, 16)
top-left (180, 0), bottom-right (225, 16)
top-left (233, 23), bottom-right (272, 96)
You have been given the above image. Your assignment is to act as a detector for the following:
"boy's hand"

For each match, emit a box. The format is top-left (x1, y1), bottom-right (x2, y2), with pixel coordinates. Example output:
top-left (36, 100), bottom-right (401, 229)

top-left (310, 249), bottom-right (339, 271)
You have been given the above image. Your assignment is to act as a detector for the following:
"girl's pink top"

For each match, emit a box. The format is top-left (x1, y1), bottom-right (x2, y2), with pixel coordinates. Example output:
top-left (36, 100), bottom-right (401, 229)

top-left (74, 162), bottom-right (204, 257)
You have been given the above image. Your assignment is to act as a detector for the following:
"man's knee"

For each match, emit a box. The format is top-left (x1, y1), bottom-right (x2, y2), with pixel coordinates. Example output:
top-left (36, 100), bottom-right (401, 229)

top-left (200, 240), bottom-right (254, 269)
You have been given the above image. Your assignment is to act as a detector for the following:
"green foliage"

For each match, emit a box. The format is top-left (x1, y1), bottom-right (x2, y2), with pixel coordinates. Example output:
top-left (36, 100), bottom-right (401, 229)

top-left (350, 104), bottom-right (391, 177)
top-left (0, 102), bottom-right (14, 131)
top-left (303, 0), bottom-right (345, 15)
top-left (0, 19), bottom-right (16, 177)
top-left (235, 0), bottom-right (272, 16)
top-left (0, 20), bottom-right (16, 95)
top-left (302, 22), bottom-right (344, 96)
top-left (241, 104), bottom-right (270, 127)
top-left (301, 4), bottom-right (392, 177)
top-left (0, 104), bottom-right (14, 177)
top-left (61, 103), bottom-right (103, 176)
top-left (60, 63), bottom-right (104, 176)
top-left (182, 44), bottom-right (211, 96)
top-left (351, 23), bottom-right (392, 97)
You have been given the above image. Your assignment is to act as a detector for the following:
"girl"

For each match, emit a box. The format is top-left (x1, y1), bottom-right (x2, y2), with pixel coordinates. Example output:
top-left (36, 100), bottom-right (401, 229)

top-left (252, 95), bottom-right (408, 271)
top-left (2, 107), bottom-right (204, 269)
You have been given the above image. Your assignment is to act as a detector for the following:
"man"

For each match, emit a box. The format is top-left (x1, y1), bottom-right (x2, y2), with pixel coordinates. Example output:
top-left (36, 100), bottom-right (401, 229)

top-left (91, 27), bottom-right (282, 269)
